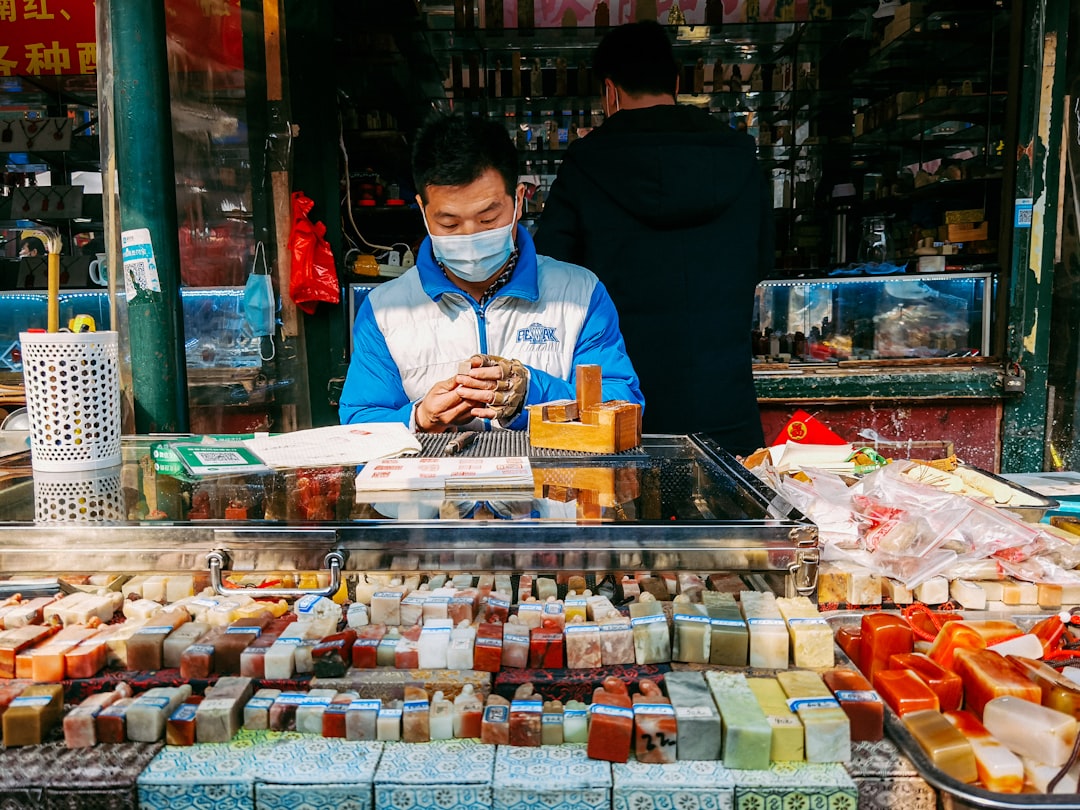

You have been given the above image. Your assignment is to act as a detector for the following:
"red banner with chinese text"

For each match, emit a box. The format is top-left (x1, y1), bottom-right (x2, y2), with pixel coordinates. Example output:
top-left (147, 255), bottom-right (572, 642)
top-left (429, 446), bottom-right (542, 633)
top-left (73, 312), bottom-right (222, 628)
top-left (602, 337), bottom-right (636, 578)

top-left (2, 0), bottom-right (98, 76)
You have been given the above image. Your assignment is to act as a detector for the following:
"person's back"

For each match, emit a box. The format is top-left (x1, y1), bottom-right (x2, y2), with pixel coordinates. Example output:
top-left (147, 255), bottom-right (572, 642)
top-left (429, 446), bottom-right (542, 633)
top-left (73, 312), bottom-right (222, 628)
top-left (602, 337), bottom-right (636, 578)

top-left (534, 21), bottom-right (771, 455)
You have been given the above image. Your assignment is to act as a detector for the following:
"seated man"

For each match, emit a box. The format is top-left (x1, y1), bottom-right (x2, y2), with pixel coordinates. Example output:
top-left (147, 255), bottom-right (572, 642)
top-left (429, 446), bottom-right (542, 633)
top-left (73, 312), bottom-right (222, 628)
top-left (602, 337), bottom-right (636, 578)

top-left (339, 114), bottom-right (642, 432)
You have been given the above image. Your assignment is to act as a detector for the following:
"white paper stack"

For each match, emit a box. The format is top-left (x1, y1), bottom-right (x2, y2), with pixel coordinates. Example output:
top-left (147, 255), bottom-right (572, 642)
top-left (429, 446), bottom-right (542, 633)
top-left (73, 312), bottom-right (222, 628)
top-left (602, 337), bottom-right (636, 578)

top-left (244, 423), bottom-right (422, 468)
top-left (354, 456), bottom-right (533, 492)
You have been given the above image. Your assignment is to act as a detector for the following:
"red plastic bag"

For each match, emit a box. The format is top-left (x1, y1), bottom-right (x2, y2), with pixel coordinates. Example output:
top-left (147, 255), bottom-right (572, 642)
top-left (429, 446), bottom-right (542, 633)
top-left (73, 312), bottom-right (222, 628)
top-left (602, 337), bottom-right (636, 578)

top-left (288, 191), bottom-right (340, 315)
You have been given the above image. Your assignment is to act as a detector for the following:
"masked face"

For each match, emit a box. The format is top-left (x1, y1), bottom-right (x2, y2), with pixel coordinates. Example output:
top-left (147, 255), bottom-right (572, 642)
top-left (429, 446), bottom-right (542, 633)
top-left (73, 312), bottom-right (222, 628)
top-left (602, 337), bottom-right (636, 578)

top-left (420, 169), bottom-right (522, 285)
top-left (426, 199), bottom-right (518, 283)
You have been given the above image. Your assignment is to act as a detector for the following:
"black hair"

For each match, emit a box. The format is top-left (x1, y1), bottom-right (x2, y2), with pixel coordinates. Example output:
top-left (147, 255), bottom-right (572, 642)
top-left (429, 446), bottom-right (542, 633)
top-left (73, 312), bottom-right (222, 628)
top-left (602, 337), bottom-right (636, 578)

top-left (21, 236), bottom-right (45, 256)
top-left (412, 114), bottom-right (518, 203)
top-left (593, 20), bottom-right (679, 98)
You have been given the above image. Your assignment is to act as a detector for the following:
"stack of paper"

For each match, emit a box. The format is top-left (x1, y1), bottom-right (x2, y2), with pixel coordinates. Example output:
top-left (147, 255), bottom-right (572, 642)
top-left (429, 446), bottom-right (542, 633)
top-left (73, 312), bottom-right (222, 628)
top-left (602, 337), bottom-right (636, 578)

top-left (243, 423), bottom-right (422, 468)
top-left (354, 456), bottom-right (533, 491)
top-left (768, 442), bottom-right (856, 474)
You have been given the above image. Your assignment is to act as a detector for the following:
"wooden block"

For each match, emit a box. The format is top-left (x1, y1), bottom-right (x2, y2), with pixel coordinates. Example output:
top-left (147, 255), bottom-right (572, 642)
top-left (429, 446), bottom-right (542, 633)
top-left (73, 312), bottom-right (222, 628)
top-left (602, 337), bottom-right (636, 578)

top-left (533, 466), bottom-right (640, 507)
top-left (575, 365), bottom-right (602, 409)
top-left (528, 401), bottom-right (641, 454)
top-left (946, 222), bottom-right (989, 242)
top-left (945, 208), bottom-right (985, 225)
top-left (541, 399), bottom-right (579, 422)
top-left (542, 484), bottom-right (575, 502)
top-left (893, 1), bottom-right (925, 26)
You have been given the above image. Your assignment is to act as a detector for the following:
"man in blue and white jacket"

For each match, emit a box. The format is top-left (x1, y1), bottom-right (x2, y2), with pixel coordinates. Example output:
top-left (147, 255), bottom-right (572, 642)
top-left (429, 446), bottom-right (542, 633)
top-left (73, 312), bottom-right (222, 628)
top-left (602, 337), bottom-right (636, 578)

top-left (339, 114), bottom-right (643, 432)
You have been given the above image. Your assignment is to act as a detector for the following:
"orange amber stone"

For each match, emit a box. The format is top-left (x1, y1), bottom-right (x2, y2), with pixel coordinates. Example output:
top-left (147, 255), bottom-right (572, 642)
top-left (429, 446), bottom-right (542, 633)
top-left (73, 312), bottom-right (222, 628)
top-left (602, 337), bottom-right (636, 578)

top-left (835, 626), bottom-right (861, 668)
top-left (952, 648), bottom-right (1040, 719)
top-left (873, 668), bottom-right (940, 716)
top-left (928, 621), bottom-right (1022, 672)
top-left (1008, 655), bottom-right (1080, 719)
top-left (859, 613), bottom-right (913, 683)
top-left (889, 652), bottom-right (963, 712)
top-left (822, 667), bottom-right (883, 741)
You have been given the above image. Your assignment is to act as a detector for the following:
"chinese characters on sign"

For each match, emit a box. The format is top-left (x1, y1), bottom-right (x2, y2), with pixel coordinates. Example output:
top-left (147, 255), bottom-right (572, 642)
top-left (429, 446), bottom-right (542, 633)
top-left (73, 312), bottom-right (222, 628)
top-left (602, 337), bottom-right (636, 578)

top-left (3, 0), bottom-right (97, 76)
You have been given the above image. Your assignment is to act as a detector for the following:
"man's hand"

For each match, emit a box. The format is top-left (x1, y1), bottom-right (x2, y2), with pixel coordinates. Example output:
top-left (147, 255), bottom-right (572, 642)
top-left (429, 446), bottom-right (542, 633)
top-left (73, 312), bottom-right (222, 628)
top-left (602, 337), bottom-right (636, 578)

top-left (415, 377), bottom-right (478, 432)
top-left (454, 354), bottom-right (528, 422)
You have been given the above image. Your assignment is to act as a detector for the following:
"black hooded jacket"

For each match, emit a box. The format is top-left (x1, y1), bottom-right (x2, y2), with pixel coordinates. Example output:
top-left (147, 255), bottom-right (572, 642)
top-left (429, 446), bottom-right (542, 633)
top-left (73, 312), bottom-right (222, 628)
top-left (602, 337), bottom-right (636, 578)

top-left (534, 104), bottom-right (772, 454)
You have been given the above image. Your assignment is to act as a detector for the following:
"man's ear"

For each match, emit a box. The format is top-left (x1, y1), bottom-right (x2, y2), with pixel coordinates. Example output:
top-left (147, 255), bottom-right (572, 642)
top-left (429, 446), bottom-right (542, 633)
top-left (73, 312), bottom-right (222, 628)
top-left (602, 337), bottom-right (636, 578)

top-left (514, 184), bottom-right (526, 223)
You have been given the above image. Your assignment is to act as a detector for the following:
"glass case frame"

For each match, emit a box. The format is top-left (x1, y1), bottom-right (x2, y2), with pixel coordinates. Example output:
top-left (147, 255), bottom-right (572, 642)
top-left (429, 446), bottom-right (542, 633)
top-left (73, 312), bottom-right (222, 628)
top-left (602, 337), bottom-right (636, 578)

top-left (0, 434), bottom-right (819, 597)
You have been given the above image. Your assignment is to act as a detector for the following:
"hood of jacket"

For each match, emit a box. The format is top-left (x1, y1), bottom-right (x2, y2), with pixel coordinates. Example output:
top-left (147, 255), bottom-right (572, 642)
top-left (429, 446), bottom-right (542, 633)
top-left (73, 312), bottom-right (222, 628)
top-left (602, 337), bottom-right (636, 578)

top-left (562, 104), bottom-right (759, 229)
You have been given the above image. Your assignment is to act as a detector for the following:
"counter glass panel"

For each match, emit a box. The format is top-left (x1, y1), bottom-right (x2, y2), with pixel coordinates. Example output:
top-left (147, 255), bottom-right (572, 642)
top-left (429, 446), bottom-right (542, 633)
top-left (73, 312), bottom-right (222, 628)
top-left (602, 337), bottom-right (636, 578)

top-left (0, 434), bottom-right (817, 589)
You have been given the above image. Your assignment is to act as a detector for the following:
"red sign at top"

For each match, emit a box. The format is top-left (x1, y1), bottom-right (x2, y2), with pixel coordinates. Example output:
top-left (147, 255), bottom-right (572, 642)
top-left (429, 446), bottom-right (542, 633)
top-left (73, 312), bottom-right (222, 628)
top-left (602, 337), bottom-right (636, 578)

top-left (2, 0), bottom-right (98, 76)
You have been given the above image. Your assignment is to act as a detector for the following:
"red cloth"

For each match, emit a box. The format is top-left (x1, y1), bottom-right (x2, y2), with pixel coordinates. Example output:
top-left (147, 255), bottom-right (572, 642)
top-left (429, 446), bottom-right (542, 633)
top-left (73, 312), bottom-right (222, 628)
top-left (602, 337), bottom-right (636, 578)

top-left (771, 409), bottom-right (848, 446)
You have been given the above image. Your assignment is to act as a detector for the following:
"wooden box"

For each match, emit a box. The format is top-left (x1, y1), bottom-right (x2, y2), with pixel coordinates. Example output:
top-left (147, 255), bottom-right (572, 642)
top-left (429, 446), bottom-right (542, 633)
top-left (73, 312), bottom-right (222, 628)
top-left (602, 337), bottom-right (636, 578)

top-left (528, 401), bottom-right (641, 454)
top-left (946, 221), bottom-right (989, 242)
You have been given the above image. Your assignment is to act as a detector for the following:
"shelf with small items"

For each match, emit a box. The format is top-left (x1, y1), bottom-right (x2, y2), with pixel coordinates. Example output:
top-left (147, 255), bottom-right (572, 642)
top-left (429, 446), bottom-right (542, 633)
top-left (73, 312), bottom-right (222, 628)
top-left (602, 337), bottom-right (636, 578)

top-left (857, 5), bottom-right (1011, 77)
top-left (860, 175), bottom-right (1005, 213)
top-left (420, 19), bottom-right (865, 61)
top-left (854, 91), bottom-right (1006, 146)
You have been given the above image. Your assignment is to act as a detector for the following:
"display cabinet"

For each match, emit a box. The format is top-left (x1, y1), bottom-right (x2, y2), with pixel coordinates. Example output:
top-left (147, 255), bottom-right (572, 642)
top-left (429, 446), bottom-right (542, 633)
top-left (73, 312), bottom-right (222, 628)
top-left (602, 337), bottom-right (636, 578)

top-left (0, 74), bottom-right (104, 261)
top-left (0, 286), bottom-right (278, 431)
top-left (753, 271), bottom-right (993, 363)
top-left (0, 290), bottom-right (114, 373)
top-left (0, 433), bottom-right (819, 599)
top-left (339, 2), bottom-right (1012, 265)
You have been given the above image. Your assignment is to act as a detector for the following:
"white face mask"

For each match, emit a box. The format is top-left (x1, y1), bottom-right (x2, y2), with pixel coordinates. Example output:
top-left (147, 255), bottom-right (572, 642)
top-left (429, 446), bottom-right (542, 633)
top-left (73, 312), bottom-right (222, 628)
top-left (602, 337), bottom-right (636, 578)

top-left (425, 198), bottom-right (518, 283)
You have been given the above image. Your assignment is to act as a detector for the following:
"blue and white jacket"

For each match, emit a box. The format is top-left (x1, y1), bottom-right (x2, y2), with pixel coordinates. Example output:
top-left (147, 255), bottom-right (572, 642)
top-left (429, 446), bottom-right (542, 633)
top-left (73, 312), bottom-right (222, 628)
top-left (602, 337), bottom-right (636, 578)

top-left (339, 226), bottom-right (643, 430)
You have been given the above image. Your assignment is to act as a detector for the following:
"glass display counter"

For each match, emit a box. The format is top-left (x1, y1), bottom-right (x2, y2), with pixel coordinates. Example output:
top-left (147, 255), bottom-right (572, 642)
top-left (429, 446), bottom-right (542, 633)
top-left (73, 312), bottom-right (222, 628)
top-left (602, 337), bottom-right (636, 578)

top-left (753, 272), bottom-right (994, 363)
top-left (0, 433), bottom-right (818, 597)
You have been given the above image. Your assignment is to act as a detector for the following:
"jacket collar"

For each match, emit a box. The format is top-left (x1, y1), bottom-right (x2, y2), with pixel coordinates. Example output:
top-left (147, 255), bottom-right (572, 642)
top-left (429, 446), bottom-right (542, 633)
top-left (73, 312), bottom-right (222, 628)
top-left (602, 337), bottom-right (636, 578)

top-left (416, 225), bottom-right (540, 304)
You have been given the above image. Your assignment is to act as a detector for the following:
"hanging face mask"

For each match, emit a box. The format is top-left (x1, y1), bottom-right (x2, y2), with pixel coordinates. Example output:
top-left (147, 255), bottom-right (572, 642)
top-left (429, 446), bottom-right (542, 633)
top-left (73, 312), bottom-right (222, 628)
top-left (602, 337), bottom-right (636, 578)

top-left (425, 197), bottom-right (518, 283)
top-left (243, 241), bottom-right (276, 361)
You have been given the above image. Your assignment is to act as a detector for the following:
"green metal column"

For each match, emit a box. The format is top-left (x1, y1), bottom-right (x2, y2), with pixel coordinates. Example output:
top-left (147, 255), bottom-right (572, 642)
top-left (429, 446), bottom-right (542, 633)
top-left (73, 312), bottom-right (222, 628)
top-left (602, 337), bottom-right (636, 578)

top-left (285, 0), bottom-right (344, 428)
top-left (109, 0), bottom-right (189, 432)
top-left (1002, 0), bottom-right (1070, 472)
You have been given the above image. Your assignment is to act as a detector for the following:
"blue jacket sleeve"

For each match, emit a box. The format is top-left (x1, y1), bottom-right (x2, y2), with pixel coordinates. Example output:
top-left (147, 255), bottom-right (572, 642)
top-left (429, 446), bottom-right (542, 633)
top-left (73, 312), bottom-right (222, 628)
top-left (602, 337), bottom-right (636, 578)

top-left (338, 298), bottom-right (416, 426)
top-left (507, 280), bottom-right (643, 429)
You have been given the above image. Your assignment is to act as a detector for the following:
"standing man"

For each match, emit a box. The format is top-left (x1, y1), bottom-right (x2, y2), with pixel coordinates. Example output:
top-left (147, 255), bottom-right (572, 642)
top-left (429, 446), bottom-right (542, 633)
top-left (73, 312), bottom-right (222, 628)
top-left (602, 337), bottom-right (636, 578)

top-left (339, 114), bottom-right (642, 432)
top-left (534, 21), bottom-right (772, 455)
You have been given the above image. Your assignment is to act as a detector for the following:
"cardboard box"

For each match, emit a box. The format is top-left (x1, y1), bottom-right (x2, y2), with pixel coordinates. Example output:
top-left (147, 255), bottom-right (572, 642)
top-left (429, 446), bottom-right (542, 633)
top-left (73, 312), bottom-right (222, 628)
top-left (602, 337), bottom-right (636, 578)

top-left (894, 1), bottom-right (926, 27)
top-left (0, 740), bottom-right (162, 810)
top-left (945, 208), bottom-right (985, 224)
top-left (613, 758), bottom-right (736, 810)
top-left (732, 761), bottom-right (857, 810)
top-left (494, 744), bottom-right (611, 810)
top-left (375, 739), bottom-right (494, 810)
top-left (253, 736), bottom-right (382, 810)
top-left (845, 740), bottom-right (935, 810)
top-left (947, 221), bottom-right (989, 242)
top-left (138, 736), bottom-right (260, 810)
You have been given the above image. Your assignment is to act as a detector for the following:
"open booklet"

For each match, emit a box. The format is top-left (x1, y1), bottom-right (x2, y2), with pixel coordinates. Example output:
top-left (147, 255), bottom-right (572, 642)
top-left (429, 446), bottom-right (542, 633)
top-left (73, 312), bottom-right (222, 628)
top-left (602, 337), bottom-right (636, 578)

top-left (168, 423), bottom-right (423, 476)
top-left (242, 423), bottom-right (422, 468)
top-left (354, 455), bottom-right (533, 492)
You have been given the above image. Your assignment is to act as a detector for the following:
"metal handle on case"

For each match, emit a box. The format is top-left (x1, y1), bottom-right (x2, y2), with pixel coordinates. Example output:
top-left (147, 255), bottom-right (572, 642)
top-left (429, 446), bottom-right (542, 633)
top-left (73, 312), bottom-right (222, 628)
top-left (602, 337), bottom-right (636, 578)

top-left (789, 548), bottom-right (820, 596)
top-left (206, 548), bottom-right (346, 598)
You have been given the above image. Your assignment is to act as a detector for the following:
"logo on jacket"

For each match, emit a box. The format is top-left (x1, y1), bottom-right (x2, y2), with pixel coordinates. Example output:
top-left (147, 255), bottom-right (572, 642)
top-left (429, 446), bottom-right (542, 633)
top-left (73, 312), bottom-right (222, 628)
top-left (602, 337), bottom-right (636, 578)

top-left (517, 322), bottom-right (559, 345)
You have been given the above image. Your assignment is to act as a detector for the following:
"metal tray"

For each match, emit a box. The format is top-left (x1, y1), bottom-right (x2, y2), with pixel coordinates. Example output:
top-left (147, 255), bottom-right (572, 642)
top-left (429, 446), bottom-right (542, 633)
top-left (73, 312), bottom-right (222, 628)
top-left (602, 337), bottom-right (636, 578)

top-left (827, 611), bottom-right (1080, 810)
top-left (955, 462), bottom-right (1059, 524)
